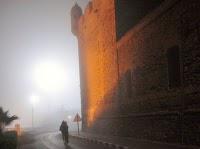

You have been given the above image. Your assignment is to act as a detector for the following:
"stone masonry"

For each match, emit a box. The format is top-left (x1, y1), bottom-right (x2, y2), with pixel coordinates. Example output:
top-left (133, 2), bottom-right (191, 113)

top-left (71, 0), bottom-right (200, 147)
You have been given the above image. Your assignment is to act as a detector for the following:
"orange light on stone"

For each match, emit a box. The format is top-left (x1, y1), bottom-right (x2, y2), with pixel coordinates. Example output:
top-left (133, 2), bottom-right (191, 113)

top-left (87, 107), bottom-right (95, 126)
top-left (72, 0), bottom-right (117, 129)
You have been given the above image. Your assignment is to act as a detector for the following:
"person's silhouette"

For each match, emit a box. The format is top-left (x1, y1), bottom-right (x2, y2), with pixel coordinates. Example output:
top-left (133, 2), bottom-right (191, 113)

top-left (60, 120), bottom-right (69, 145)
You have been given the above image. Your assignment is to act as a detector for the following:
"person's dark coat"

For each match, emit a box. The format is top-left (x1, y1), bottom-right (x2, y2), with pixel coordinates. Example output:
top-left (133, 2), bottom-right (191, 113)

top-left (60, 121), bottom-right (68, 143)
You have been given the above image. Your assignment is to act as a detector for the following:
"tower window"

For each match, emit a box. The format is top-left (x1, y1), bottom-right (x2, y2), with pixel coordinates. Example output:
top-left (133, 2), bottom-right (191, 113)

top-left (167, 46), bottom-right (181, 88)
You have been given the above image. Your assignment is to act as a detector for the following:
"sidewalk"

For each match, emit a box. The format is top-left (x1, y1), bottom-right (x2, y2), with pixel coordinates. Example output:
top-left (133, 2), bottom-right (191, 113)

top-left (70, 132), bottom-right (199, 149)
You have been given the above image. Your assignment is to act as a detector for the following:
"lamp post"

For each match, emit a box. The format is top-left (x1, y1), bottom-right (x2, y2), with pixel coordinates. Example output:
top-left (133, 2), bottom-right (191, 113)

top-left (32, 105), bottom-right (34, 128)
top-left (30, 95), bottom-right (39, 128)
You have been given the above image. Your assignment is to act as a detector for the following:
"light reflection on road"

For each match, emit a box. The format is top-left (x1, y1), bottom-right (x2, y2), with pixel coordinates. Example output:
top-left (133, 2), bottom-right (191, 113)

top-left (20, 131), bottom-right (109, 149)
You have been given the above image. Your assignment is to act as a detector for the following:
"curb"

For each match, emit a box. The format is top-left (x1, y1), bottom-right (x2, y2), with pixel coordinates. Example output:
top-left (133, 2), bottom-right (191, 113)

top-left (70, 135), bottom-right (128, 149)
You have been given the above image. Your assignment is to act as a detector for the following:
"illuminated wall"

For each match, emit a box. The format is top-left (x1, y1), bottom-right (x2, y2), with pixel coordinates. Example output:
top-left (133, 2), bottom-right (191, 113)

top-left (72, 0), bottom-right (200, 146)
top-left (75, 0), bottom-right (118, 130)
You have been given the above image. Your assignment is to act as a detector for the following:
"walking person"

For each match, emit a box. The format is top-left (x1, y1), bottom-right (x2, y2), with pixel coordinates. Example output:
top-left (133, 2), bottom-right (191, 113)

top-left (59, 120), bottom-right (69, 145)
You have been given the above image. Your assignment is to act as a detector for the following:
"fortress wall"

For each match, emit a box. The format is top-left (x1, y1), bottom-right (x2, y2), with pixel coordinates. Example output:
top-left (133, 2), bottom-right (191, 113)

top-left (76, 0), bottom-right (200, 146)
top-left (116, 0), bottom-right (200, 145)
top-left (77, 0), bottom-right (119, 133)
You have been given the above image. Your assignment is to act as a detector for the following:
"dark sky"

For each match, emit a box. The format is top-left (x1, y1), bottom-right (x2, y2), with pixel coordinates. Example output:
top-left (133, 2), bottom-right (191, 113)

top-left (0, 0), bottom-right (89, 127)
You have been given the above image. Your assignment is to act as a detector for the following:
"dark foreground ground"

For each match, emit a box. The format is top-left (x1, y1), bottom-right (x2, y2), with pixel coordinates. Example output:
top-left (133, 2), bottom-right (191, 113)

top-left (19, 130), bottom-right (111, 149)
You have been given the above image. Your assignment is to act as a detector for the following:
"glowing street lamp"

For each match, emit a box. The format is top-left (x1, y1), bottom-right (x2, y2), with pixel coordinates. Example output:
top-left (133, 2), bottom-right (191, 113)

top-left (67, 115), bottom-right (72, 120)
top-left (30, 95), bottom-right (39, 128)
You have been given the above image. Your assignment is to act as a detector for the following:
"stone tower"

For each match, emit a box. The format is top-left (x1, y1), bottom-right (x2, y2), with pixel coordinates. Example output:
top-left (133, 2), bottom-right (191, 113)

top-left (71, 3), bottom-right (82, 36)
top-left (71, 0), bottom-right (200, 147)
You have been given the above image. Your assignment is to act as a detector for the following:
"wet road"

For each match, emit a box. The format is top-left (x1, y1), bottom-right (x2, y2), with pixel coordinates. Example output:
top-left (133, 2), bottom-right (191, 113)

top-left (20, 131), bottom-right (111, 149)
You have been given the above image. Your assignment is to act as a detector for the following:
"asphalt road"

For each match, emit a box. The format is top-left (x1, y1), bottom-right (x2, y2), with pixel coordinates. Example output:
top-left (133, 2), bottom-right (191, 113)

top-left (19, 131), bottom-right (111, 149)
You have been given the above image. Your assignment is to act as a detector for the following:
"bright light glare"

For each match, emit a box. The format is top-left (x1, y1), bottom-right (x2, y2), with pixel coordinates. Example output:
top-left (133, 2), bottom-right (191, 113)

top-left (34, 62), bottom-right (67, 92)
top-left (30, 95), bottom-right (39, 106)
top-left (67, 115), bottom-right (72, 120)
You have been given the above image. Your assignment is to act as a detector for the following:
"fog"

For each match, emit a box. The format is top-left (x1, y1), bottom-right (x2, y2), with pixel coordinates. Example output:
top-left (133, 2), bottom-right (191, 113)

top-left (0, 0), bottom-right (88, 129)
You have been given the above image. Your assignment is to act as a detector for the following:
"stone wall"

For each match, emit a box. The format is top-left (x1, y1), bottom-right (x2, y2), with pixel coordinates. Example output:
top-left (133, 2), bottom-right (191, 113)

top-left (116, 0), bottom-right (200, 145)
top-left (76, 0), bottom-right (118, 132)
top-left (74, 0), bottom-right (200, 147)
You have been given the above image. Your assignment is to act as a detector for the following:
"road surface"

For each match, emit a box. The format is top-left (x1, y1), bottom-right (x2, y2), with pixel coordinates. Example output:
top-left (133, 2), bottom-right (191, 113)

top-left (19, 131), bottom-right (111, 149)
